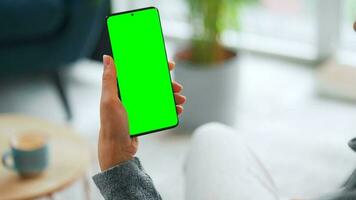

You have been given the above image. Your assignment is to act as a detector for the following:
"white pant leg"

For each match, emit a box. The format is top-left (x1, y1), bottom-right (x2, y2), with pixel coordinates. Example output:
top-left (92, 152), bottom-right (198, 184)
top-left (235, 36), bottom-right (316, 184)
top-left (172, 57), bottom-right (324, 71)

top-left (184, 122), bottom-right (280, 200)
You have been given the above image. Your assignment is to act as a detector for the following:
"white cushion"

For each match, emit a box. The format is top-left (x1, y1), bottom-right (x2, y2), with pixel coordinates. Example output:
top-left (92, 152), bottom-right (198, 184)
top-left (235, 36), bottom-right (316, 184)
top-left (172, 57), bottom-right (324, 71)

top-left (184, 122), bottom-right (280, 200)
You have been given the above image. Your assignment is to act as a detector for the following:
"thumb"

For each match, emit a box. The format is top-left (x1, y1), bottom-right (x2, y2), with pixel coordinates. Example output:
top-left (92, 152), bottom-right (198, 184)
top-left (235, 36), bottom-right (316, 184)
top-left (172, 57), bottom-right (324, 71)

top-left (101, 55), bottom-right (119, 101)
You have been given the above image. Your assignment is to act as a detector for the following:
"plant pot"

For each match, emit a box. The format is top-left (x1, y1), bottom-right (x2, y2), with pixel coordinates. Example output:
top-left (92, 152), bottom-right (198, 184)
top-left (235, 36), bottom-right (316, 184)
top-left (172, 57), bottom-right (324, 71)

top-left (174, 48), bottom-right (239, 130)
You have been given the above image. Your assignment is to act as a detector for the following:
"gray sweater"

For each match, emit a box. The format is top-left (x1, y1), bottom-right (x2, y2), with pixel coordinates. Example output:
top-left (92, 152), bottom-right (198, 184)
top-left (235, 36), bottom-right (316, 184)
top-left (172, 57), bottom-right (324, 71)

top-left (93, 158), bottom-right (356, 200)
top-left (93, 157), bottom-right (161, 200)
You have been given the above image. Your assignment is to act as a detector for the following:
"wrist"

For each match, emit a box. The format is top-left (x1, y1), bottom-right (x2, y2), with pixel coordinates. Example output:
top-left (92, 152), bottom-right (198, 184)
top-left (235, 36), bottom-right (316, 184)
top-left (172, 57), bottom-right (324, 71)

top-left (99, 144), bottom-right (134, 171)
top-left (100, 156), bottom-right (134, 171)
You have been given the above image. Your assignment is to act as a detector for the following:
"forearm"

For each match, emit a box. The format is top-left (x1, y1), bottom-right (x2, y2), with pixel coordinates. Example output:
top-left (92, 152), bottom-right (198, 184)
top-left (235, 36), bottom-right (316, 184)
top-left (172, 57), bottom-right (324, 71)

top-left (93, 157), bottom-right (162, 200)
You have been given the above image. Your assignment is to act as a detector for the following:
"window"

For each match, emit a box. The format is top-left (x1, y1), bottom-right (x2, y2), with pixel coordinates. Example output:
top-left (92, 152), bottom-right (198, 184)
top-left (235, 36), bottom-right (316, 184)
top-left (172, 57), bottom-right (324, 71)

top-left (240, 0), bottom-right (316, 44)
top-left (224, 0), bottom-right (318, 61)
top-left (112, 0), bottom-right (353, 63)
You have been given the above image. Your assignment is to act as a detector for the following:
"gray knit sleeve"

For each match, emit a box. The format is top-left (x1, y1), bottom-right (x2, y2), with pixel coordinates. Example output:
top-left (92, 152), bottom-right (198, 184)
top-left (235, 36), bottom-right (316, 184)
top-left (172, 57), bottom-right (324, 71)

top-left (93, 157), bottom-right (162, 200)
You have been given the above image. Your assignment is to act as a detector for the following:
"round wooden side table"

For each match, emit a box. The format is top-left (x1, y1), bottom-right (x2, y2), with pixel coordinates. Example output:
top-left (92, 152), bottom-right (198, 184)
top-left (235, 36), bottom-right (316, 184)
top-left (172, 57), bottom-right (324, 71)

top-left (0, 115), bottom-right (91, 200)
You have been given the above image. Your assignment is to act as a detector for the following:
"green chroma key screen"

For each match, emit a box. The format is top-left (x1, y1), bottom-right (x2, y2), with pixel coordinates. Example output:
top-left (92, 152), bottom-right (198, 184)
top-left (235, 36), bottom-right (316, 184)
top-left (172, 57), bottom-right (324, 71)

top-left (106, 7), bottom-right (178, 136)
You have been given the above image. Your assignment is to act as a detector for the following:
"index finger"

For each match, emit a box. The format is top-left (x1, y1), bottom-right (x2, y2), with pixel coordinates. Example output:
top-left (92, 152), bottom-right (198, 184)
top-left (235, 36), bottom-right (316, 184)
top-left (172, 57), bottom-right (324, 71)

top-left (169, 61), bottom-right (175, 71)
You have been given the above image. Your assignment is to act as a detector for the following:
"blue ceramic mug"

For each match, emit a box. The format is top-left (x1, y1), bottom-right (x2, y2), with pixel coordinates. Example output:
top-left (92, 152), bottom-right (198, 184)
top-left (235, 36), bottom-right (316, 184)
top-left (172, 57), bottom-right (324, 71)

top-left (2, 133), bottom-right (48, 177)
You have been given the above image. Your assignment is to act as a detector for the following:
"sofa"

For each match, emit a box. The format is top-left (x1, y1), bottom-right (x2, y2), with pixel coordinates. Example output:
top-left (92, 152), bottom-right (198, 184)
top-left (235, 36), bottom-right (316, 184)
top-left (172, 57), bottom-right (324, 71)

top-left (0, 0), bottom-right (110, 119)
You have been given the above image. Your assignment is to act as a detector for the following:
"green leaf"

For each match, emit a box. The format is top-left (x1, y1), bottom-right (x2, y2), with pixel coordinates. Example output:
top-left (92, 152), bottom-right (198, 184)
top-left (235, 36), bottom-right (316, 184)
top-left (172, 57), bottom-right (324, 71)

top-left (185, 0), bottom-right (257, 63)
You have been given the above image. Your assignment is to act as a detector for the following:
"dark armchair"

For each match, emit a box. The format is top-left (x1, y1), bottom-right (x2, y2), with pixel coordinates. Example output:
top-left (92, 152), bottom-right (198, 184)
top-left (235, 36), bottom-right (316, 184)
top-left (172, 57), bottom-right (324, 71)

top-left (0, 0), bottom-right (110, 119)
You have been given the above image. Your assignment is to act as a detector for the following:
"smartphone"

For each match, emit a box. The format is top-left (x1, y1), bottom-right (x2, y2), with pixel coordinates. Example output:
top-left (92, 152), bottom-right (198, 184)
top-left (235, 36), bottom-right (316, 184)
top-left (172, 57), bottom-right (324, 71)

top-left (106, 7), bottom-right (178, 137)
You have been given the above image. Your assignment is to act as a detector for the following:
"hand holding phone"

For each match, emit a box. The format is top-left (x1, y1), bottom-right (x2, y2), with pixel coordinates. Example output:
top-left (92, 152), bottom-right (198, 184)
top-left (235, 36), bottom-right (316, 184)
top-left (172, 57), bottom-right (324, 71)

top-left (98, 55), bottom-right (185, 170)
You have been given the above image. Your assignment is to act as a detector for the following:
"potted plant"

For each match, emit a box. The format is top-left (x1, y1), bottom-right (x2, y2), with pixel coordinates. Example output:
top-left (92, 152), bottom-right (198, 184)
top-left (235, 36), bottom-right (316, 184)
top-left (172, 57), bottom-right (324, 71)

top-left (175, 0), bottom-right (255, 130)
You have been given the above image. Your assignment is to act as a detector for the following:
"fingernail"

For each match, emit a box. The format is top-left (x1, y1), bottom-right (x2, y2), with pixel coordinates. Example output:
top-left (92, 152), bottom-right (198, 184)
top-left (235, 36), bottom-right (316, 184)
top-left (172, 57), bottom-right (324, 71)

top-left (103, 55), bottom-right (111, 67)
top-left (177, 82), bottom-right (183, 89)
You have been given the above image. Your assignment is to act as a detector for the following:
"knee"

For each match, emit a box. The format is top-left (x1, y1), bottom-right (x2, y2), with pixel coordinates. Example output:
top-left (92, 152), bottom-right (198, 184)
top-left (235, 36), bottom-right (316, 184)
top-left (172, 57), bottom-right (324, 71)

top-left (187, 122), bottom-right (247, 162)
top-left (191, 122), bottom-right (240, 146)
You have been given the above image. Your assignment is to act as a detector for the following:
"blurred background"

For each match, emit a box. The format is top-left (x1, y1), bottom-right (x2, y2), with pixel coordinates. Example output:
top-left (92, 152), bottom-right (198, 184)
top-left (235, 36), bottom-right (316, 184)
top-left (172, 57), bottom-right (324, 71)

top-left (1, 0), bottom-right (356, 199)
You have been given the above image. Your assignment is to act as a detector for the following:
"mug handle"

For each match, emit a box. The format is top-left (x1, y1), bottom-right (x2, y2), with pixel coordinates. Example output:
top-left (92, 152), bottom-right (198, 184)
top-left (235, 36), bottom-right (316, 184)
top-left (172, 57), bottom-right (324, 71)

top-left (2, 150), bottom-right (15, 170)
